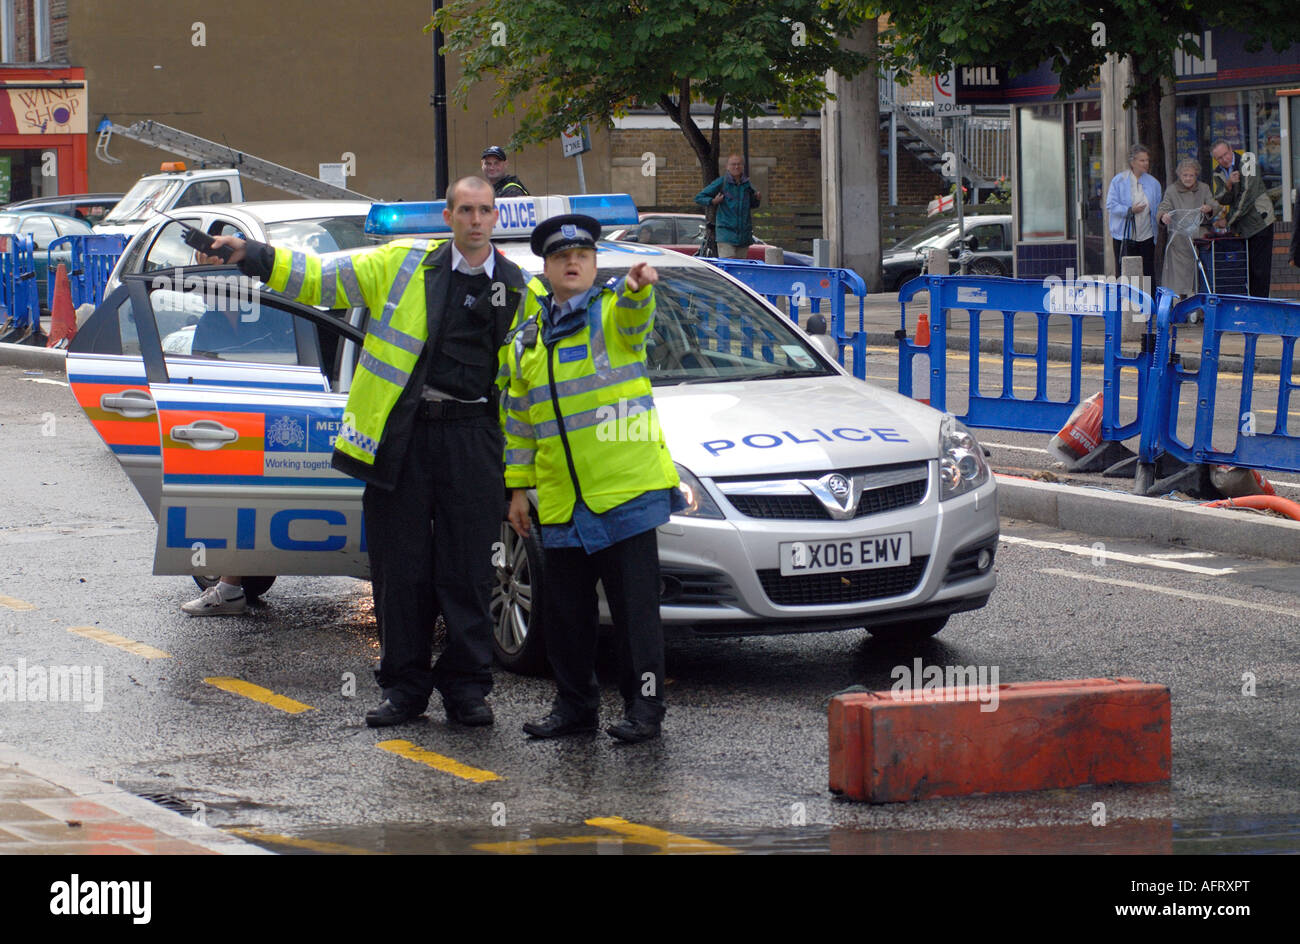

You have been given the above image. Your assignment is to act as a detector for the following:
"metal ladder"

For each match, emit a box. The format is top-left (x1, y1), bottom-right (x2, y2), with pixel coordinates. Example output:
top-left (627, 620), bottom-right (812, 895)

top-left (94, 118), bottom-right (372, 201)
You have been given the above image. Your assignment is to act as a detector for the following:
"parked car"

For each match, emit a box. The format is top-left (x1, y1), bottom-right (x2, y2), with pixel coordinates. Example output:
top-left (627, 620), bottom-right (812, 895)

top-left (607, 212), bottom-right (816, 265)
top-left (882, 214), bottom-right (1012, 291)
top-left (103, 200), bottom-right (373, 297)
top-left (4, 193), bottom-right (123, 225)
top-left (0, 209), bottom-right (94, 310)
top-left (67, 196), bottom-right (997, 675)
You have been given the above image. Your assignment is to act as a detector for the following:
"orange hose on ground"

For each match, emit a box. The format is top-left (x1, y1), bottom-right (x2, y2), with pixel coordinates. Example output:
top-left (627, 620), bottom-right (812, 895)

top-left (1202, 495), bottom-right (1300, 521)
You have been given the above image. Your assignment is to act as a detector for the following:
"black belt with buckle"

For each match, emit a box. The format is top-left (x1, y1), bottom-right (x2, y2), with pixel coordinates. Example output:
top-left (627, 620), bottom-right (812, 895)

top-left (418, 398), bottom-right (496, 420)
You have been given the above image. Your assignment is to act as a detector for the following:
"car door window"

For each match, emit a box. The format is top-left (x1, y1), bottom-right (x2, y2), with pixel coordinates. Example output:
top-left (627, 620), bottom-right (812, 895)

top-left (969, 224), bottom-right (1004, 252)
top-left (52, 217), bottom-right (87, 237)
top-left (637, 218), bottom-right (675, 244)
top-left (675, 218), bottom-right (706, 245)
top-left (143, 220), bottom-right (202, 272)
top-left (152, 281), bottom-right (297, 365)
top-left (173, 180), bottom-right (232, 208)
top-left (209, 219), bottom-right (249, 240)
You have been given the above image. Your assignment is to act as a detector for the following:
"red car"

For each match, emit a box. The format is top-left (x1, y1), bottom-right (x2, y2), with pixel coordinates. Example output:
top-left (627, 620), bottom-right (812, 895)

top-left (605, 213), bottom-right (815, 265)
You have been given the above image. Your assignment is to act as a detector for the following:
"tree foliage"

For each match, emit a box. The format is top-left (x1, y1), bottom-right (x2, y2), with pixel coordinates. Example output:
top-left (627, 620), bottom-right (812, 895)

top-left (429, 0), bottom-right (875, 183)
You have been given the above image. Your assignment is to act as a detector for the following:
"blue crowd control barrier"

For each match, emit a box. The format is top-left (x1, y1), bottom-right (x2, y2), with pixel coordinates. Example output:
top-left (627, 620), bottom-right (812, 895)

top-left (707, 259), bottom-right (869, 378)
top-left (0, 235), bottom-right (40, 341)
top-left (79, 234), bottom-right (128, 307)
top-left (897, 274), bottom-right (1155, 440)
top-left (1138, 290), bottom-right (1300, 478)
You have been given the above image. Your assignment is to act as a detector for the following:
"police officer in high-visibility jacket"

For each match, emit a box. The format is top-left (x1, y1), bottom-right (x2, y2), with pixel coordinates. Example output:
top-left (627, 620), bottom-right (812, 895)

top-left (502, 214), bottom-right (683, 743)
top-left (207, 176), bottom-right (537, 729)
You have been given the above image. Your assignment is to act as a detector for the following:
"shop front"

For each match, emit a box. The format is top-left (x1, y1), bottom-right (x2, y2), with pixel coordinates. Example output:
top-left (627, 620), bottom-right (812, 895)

top-left (0, 66), bottom-right (88, 205)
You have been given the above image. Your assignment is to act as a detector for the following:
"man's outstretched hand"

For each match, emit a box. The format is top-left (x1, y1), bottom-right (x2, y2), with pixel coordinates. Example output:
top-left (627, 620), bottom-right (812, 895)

top-left (198, 234), bottom-right (248, 266)
top-left (625, 262), bottom-right (659, 293)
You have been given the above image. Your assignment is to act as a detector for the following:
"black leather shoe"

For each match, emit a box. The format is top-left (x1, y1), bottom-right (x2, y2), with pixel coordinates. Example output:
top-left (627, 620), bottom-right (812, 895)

top-left (444, 698), bottom-right (494, 727)
top-left (522, 711), bottom-right (598, 739)
top-left (606, 718), bottom-right (661, 743)
top-left (365, 699), bottom-right (424, 728)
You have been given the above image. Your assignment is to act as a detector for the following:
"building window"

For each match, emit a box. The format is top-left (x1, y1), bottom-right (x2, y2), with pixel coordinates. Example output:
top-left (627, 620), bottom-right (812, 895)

top-left (0, 0), bottom-right (15, 63)
top-left (35, 0), bottom-right (51, 62)
top-left (1176, 88), bottom-right (1283, 217)
top-left (1018, 104), bottom-right (1068, 240)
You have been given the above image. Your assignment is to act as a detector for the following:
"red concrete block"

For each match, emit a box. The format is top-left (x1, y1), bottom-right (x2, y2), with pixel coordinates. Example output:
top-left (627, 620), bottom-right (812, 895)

top-left (829, 677), bottom-right (1171, 803)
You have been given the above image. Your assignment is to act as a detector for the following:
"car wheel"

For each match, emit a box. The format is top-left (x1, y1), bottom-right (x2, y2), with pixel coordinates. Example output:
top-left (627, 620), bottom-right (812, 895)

top-left (192, 575), bottom-right (276, 601)
top-left (867, 616), bottom-right (948, 643)
top-left (969, 257), bottom-right (1006, 276)
top-left (491, 515), bottom-right (550, 676)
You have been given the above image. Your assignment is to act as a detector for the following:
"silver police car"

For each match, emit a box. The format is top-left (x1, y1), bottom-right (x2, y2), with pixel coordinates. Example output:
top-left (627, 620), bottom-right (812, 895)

top-left (67, 195), bottom-right (998, 675)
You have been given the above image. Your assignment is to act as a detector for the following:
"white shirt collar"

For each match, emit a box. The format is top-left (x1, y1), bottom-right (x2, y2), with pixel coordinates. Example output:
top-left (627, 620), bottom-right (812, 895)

top-left (451, 243), bottom-right (496, 277)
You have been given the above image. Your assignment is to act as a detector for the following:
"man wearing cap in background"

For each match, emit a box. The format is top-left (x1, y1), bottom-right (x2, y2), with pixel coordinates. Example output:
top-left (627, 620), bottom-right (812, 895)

top-left (482, 146), bottom-right (530, 198)
top-left (204, 176), bottom-right (535, 730)
top-left (501, 214), bottom-right (682, 743)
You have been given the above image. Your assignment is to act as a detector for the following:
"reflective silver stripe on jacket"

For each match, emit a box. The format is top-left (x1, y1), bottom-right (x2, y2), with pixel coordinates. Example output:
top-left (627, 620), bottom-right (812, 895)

top-left (618, 317), bottom-right (653, 336)
top-left (377, 243), bottom-right (433, 327)
top-left (504, 449), bottom-right (536, 466)
top-left (283, 251), bottom-right (308, 297)
top-left (319, 254), bottom-right (363, 309)
top-left (532, 393), bottom-right (655, 440)
top-left (614, 288), bottom-right (653, 310)
top-left (504, 413), bottom-right (535, 439)
top-left (368, 321), bottom-right (425, 356)
top-left (358, 350), bottom-right (411, 388)
top-left (507, 362), bottom-right (645, 412)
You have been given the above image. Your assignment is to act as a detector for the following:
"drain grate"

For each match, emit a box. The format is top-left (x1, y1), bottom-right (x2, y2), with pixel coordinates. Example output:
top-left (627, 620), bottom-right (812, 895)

top-left (136, 791), bottom-right (201, 816)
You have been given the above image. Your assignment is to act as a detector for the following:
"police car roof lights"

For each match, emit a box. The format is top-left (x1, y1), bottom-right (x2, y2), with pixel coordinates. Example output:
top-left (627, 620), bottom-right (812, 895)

top-left (365, 193), bottom-right (638, 239)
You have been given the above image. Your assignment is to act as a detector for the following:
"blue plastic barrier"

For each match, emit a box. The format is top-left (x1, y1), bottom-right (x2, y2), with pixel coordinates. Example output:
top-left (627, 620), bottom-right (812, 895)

top-left (707, 259), bottom-right (869, 378)
top-left (79, 234), bottom-right (128, 307)
top-left (0, 235), bottom-right (40, 340)
top-left (1139, 289), bottom-right (1300, 475)
top-left (897, 274), bottom-right (1155, 441)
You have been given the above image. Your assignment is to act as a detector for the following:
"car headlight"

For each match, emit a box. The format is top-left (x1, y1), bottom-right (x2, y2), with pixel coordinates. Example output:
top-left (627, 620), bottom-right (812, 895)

top-left (939, 415), bottom-right (990, 501)
top-left (674, 464), bottom-right (724, 519)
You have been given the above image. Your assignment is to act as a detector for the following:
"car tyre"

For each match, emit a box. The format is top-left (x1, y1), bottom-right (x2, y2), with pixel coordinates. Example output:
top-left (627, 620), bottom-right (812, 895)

top-left (969, 257), bottom-right (1007, 277)
top-left (491, 512), bottom-right (550, 676)
top-left (192, 574), bottom-right (275, 601)
top-left (867, 616), bottom-right (948, 643)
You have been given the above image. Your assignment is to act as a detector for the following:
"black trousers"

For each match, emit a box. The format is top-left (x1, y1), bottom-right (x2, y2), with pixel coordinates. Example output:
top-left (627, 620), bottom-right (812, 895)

top-left (1247, 224), bottom-right (1274, 298)
top-left (543, 527), bottom-right (665, 724)
top-left (364, 411), bottom-right (503, 709)
top-left (1113, 236), bottom-right (1156, 290)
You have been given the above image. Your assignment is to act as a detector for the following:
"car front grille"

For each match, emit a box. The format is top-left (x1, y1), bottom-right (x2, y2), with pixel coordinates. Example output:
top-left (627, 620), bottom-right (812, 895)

top-left (727, 478), bottom-right (927, 521)
top-left (757, 556), bottom-right (929, 606)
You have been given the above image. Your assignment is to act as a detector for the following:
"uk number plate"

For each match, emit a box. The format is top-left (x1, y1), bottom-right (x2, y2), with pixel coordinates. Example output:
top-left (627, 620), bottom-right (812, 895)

top-left (779, 533), bottom-right (912, 577)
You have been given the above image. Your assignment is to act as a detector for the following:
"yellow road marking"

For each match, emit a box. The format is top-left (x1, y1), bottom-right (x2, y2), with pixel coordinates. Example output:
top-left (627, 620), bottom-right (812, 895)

top-left (376, 739), bottom-right (501, 783)
top-left (474, 816), bottom-right (734, 855)
top-left (204, 677), bottom-right (314, 714)
top-left (225, 827), bottom-right (382, 855)
top-left (68, 626), bottom-right (171, 659)
top-left (0, 594), bottom-right (35, 611)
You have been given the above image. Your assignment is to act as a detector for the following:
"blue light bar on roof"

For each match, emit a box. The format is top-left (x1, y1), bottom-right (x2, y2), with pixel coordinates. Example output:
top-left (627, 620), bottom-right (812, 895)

top-left (570, 194), bottom-right (639, 227)
top-left (365, 202), bottom-right (449, 237)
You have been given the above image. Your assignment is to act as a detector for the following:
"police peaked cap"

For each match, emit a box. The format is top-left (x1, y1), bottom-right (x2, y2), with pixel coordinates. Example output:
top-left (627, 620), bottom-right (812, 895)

top-left (531, 213), bottom-right (601, 257)
top-left (482, 145), bottom-right (508, 159)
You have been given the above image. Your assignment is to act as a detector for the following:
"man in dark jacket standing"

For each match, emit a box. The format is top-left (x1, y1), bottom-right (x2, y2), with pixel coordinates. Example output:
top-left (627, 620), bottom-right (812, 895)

top-left (482, 146), bottom-right (530, 197)
top-left (694, 154), bottom-right (761, 258)
top-left (1211, 139), bottom-right (1276, 297)
top-left (205, 177), bottom-right (532, 728)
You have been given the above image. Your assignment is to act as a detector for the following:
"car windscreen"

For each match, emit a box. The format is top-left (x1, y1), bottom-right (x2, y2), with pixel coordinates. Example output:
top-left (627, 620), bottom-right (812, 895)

top-left (102, 179), bottom-right (183, 224)
top-left (265, 216), bottom-right (369, 254)
top-left (532, 266), bottom-right (834, 385)
top-left (891, 220), bottom-right (956, 252)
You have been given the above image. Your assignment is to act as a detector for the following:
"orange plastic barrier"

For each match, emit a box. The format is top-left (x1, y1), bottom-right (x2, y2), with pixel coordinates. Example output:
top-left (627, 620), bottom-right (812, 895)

top-left (829, 677), bottom-right (1170, 803)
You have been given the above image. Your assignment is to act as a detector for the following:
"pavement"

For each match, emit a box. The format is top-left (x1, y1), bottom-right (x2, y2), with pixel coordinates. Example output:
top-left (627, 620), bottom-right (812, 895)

top-left (3, 288), bottom-right (1297, 854)
top-left (0, 746), bottom-right (266, 855)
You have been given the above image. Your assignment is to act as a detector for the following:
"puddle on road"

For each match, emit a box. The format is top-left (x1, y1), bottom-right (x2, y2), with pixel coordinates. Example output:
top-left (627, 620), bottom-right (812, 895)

top-left (227, 813), bottom-right (1299, 855)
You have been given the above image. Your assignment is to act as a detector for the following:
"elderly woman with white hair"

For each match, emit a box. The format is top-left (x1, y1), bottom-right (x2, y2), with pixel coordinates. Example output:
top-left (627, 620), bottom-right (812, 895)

top-left (1157, 158), bottom-right (1216, 297)
top-left (1106, 144), bottom-right (1162, 284)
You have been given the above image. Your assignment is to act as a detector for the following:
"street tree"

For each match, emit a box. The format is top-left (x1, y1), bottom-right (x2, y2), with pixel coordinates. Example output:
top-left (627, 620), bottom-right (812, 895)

top-left (429, 0), bottom-right (874, 186)
top-left (862, 0), bottom-right (1300, 186)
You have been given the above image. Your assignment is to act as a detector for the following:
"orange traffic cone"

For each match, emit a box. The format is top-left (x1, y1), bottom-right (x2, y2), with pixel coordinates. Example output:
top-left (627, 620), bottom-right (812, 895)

top-left (915, 309), bottom-right (931, 348)
top-left (45, 263), bottom-right (75, 349)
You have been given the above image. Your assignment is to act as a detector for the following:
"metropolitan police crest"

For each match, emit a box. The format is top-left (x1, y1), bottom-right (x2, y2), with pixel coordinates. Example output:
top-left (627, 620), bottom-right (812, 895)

top-left (561, 224), bottom-right (577, 239)
top-left (267, 414), bottom-right (306, 450)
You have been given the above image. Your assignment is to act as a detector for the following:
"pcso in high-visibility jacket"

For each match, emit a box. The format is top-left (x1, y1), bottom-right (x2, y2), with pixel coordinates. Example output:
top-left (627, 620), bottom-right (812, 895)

top-left (502, 214), bottom-right (683, 743)
top-left (207, 176), bottom-right (537, 730)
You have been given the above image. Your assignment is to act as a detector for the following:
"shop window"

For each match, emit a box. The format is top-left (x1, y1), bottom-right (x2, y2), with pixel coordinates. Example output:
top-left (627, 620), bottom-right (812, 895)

top-left (1018, 104), bottom-right (1067, 240)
